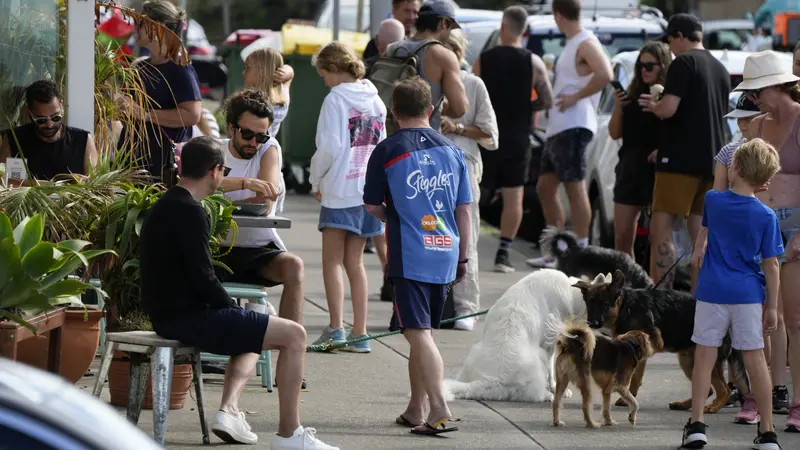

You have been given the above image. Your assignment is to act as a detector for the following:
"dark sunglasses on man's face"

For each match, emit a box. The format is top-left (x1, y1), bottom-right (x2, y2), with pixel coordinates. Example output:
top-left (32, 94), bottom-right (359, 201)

top-left (211, 164), bottom-right (232, 176)
top-left (30, 112), bottom-right (63, 126)
top-left (638, 62), bottom-right (660, 72)
top-left (236, 126), bottom-right (270, 144)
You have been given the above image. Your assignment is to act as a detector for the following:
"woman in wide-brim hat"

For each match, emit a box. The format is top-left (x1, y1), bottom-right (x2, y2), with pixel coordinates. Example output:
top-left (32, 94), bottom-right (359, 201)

top-left (734, 50), bottom-right (800, 428)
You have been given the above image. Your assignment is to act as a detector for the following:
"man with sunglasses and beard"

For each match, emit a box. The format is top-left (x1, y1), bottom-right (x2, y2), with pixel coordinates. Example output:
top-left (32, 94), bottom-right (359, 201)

top-left (1, 80), bottom-right (98, 183)
top-left (213, 88), bottom-right (307, 351)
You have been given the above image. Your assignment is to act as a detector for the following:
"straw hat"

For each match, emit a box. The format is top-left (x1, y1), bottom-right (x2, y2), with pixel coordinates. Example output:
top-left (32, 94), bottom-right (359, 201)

top-left (733, 50), bottom-right (799, 92)
top-left (723, 93), bottom-right (761, 119)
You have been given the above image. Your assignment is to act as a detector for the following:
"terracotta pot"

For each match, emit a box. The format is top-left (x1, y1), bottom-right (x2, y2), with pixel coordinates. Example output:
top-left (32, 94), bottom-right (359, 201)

top-left (15, 307), bottom-right (103, 384)
top-left (108, 353), bottom-right (193, 410)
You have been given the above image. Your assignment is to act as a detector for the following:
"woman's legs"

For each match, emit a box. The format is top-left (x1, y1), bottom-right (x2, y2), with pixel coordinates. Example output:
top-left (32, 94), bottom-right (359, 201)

top-left (613, 203), bottom-right (642, 259)
top-left (780, 260), bottom-right (800, 428)
top-left (321, 228), bottom-right (348, 330)
top-left (343, 235), bottom-right (369, 336)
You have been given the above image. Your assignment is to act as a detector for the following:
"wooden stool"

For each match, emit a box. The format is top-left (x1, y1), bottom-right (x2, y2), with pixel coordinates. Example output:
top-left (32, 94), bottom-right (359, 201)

top-left (92, 331), bottom-right (210, 445)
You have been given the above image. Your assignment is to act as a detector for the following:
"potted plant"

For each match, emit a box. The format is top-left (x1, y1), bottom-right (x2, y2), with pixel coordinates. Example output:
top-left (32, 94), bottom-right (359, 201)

top-left (91, 184), bottom-right (237, 409)
top-left (0, 212), bottom-right (113, 379)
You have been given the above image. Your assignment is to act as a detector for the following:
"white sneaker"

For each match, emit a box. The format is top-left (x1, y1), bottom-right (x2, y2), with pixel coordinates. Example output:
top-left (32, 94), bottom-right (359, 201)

top-left (453, 317), bottom-right (475, 331)
top-left (270, 426), bottom-right (339, 450)
top-left (211, 410), bottom-right (258, 444)
top-left (525, 255), bottom-right (556, 269)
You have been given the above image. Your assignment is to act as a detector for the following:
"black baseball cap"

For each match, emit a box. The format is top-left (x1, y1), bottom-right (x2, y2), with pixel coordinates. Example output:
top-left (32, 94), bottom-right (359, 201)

top-left (659, 13), bottom-right (702, 43)
top-left (419, 0), bottom-right (461, 29)
top-left (724, 93), bottom-right (761, 119)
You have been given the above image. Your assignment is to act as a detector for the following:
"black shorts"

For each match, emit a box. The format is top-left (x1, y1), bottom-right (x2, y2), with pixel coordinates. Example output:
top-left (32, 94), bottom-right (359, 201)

top-left (153, 307), bottom-right (269, 356)
top-left (541, 128), bottom-right (593, 182)
top-left (480, 138), bottom-right (532, 189)
top-left (613, 152), bottom-right (655, 207)
top-left (390, 278), bottom-right (449, 330)
top-left (215, 243), bottom-right (284, 287)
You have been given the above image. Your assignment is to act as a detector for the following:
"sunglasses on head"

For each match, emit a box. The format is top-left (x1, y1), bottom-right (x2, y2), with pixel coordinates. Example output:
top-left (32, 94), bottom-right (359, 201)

top-left (637, 61), bottom-right (660, 72)
top-left (30, 112), bottom-right (63, 126)
top-left (235, 126), bottom-right (270, 144)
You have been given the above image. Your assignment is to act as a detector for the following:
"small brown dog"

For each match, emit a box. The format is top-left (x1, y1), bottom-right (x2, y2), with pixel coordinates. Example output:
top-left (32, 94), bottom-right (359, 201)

top-left (550, 317), bottom-right (654, 428)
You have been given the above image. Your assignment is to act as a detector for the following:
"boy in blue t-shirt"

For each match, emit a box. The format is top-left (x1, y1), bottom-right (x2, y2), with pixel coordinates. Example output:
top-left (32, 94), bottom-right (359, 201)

top-left (682, 138), bottom-right (783, 450)
top-left (364, 77), bottom-right (472, 436)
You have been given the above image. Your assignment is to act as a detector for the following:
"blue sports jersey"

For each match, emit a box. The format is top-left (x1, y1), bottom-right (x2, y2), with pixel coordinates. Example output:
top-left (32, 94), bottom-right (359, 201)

top-left (695, 189), bottom-right (783, 305)
top-left (364, 128), bottom-right (472, 284)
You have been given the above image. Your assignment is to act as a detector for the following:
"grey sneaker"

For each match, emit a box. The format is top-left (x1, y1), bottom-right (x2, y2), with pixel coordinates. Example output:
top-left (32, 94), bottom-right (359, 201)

top-left (525, 255), bottom-right (557, 269)
top-left (341, 332), bottom-right (371, 353)
top-left (310, 327), bottom-right (346, 352)
top-left (494, 250), bottom-right (515, 273)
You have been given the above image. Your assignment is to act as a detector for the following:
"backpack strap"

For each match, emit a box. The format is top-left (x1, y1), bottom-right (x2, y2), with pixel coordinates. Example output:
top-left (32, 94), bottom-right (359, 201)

top-left (387, 39), bottom-right (442, 58)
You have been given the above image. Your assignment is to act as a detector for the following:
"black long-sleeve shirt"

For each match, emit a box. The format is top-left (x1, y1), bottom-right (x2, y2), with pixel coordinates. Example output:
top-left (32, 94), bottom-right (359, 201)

top-left (139, 186), bottom-right (236, 322)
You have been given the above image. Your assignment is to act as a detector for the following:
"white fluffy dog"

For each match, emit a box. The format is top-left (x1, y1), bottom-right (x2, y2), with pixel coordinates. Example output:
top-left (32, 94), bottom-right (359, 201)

top-left (443, 269), bottom-right (608, 402)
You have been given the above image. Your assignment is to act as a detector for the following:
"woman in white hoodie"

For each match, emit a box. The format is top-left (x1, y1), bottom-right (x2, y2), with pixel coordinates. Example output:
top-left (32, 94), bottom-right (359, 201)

top-left (309, 42), bottom-right (387, 353)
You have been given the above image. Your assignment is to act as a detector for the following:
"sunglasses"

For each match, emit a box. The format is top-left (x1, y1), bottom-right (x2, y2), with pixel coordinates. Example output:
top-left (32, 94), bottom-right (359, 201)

top-left (637, 61), bottom-right (660, 72)
top-left (745, 87), bottom-right (766, 99)
top-left (30, 112), bottom-right (63, 126)
top-left (235, 126), bottom-right (270, 144)
top-left (211, 165), bottom-right (232, 176)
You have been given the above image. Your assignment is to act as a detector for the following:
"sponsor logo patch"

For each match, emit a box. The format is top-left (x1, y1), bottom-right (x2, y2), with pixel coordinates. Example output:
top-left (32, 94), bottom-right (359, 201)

top-left (423, 235), bottom-right (452, 247)
top-left (421, 214), bottom-right (437, 231)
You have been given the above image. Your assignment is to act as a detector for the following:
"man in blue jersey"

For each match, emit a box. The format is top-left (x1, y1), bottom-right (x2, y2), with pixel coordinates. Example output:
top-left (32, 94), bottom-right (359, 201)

top-left (364, 77), bottom-right (472, 436)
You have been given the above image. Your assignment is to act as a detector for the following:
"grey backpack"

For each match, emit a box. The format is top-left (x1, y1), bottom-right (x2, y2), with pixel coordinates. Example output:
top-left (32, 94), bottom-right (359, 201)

top-left (365, 39), bottom-right (442, 136)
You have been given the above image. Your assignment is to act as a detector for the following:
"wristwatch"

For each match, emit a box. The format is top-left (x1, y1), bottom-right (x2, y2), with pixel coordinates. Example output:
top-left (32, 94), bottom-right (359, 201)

top-left (456, 123), bottom-right (465, 135)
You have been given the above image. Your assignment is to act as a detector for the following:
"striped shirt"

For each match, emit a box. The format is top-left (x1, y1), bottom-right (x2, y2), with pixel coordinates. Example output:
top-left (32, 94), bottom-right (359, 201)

top-left (714, 137), bottom-right (746, 168)
top-left (191, 108), bottom-right (220, 139)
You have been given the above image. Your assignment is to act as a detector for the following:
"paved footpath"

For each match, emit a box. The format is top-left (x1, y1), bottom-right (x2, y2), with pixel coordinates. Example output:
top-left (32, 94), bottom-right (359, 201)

top-left (82, 194), bottom-right (799, 449)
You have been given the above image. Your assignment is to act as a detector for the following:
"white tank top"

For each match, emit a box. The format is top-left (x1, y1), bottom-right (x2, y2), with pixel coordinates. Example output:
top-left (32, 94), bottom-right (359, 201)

top-left (546, 29), bottom-right (601, 138)
top-left (220, 138), bottom-right (287, 251)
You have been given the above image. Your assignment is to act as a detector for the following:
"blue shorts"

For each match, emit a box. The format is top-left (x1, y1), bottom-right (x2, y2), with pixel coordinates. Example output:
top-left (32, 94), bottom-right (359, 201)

top-left (390, 278), bottom-right (449, 330)
top-left (152, 307), bottom-right (268, 356)
top-left (318, 205), bottom-right (384, 237)
top-left (774, 206), bottom-right (800, 264)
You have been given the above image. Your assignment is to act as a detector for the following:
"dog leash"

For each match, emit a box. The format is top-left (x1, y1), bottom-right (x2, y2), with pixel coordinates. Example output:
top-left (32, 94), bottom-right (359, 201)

top-left (650, 249), bottom-right (689, 291)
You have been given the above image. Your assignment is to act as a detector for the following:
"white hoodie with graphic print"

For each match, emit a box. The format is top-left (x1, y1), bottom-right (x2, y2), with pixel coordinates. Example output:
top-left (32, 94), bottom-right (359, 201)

top-left (310, 79), bottom-right (387, 209)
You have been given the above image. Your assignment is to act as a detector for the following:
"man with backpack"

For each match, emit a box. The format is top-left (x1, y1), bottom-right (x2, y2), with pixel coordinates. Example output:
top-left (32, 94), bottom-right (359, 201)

top-left (368, 0), bottom-right (468, 135)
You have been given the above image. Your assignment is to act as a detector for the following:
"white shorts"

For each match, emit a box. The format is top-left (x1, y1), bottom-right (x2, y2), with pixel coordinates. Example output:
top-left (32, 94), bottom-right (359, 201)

top-left (691, 301), bottom-right (764, 351)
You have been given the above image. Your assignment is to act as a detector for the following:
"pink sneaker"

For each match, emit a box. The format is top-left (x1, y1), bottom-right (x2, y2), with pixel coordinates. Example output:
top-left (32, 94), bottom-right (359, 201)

top-left (785, 401), bottom-right (800, 432)
top-left (734, 395), bottom-right (759, 424)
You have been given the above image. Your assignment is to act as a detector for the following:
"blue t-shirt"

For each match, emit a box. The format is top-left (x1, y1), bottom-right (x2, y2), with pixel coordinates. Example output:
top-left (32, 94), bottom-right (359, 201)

top-left (695, 190), bottom-right (783, 305)
top-left (138, 60), bottom-right (202, 143)
top-left (363, 128), bottom-right (472, 284)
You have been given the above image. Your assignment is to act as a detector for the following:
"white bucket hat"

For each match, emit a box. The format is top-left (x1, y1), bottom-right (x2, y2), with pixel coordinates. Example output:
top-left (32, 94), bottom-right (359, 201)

top-left (733, 50), bottom-right (800, 92)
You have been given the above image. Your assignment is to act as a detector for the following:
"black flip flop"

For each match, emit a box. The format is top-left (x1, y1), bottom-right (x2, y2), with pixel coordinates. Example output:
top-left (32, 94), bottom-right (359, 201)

top-left (410, 421), bottom-right (459, 436)
top-left (395, 415), bottom-right (421, 427)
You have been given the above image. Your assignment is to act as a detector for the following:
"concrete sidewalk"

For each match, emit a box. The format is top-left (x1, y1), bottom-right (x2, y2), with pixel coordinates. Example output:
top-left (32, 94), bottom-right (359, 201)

top-left (83, 194), bottom-right (799, 449)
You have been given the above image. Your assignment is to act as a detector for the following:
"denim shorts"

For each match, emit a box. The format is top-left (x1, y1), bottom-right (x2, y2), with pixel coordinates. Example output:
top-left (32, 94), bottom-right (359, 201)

top-left (318, 205), bottom-right (384, 237)
top-left (773, 206), bottom-right (800, 264)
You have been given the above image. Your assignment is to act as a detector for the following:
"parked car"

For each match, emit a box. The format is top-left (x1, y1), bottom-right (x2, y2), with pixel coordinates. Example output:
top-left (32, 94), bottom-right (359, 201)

top-left (479, 14), bottom-right (665, 243)
top-left (0, 358), bottom-right (162, 450)
top-left (314, 0), bottom-right (502, 33)
top-left (702, 19), bottom-right (754, 50)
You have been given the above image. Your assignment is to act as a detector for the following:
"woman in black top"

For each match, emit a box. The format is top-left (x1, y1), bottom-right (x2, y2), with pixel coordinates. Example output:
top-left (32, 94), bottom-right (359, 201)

top-left (608, 41), bottom-right (672, 258)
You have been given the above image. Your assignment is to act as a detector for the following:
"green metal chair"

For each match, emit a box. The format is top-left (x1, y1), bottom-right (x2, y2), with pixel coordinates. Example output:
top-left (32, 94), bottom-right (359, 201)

top-left (201, 282), bottom-right (274, 392)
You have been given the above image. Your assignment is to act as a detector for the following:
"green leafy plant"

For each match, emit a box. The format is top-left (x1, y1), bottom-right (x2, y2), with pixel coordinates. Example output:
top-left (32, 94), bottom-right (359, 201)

top-left (0, 212), bottom-right (114, 332)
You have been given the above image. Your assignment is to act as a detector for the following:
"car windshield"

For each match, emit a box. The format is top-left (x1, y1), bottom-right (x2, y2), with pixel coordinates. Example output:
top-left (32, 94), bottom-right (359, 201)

top-left (529, 33), bottom-right (661, 59)
top-left (704, 29), bottom-right (750, 50)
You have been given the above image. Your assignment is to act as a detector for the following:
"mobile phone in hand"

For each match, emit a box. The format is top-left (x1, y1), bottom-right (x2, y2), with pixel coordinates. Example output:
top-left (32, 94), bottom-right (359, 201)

top-left (609, 80), bottom-right (626, 97)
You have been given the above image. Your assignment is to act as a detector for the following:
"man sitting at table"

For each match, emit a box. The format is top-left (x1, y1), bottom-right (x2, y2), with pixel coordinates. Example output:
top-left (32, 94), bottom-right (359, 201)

top-left (139, 136), bottom-right (338, 449)
top-left (215, 89), bottom-right (305, 325)
top-left (0, 80), bottom-right (98, 183)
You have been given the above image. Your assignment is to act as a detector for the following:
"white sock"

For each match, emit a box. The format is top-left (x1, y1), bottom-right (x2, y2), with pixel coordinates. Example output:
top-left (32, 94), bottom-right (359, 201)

top-left (577, 237), bottom-right (589, 248)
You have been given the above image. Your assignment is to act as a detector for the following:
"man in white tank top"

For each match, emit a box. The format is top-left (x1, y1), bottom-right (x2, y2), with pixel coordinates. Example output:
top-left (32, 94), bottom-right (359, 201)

top-left (527, 0), bottom-right (612, 269)
top-left (214, 90), bottom-right (307, 326)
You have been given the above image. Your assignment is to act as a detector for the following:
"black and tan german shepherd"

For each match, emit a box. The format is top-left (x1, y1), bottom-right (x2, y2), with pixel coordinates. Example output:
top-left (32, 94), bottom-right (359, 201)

top-left (572, 269), bottom-right (748, 413)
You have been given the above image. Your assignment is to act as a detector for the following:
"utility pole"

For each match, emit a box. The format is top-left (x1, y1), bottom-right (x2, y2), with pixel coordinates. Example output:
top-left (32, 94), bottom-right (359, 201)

top-left (370, 0), bottom-right (393, 36)
top-left (222, 0), bottom-right (232, 38)
top-left (333, 0), bottom-right (340, 41)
